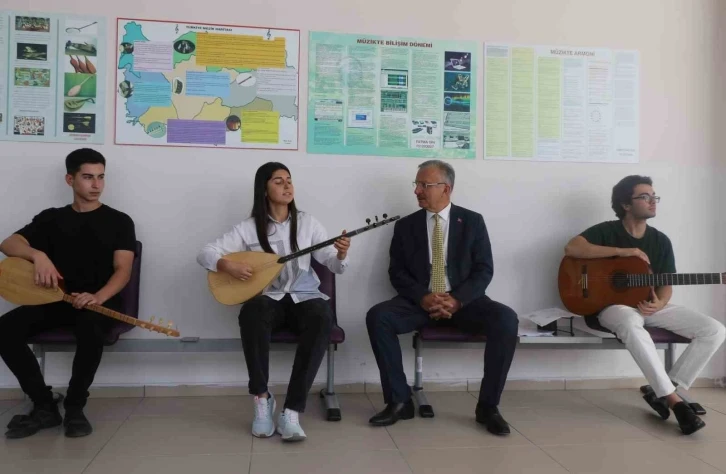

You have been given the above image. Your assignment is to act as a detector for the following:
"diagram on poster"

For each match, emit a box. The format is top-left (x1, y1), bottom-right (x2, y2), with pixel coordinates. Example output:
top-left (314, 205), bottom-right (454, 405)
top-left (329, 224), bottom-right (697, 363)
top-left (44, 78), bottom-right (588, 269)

top-left (308, 31), bottom-right (477, 159)
top-left (0, 11), bottom-right (106, 143)
top-left (115, 18), bottom-right (299, 149)
top-left (484, 44), bottom-right (639, 163)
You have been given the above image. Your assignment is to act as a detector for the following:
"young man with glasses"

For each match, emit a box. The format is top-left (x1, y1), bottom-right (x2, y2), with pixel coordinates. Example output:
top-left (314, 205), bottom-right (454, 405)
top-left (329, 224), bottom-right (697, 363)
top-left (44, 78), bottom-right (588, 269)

top-left (564, 175), bottom-right (725, 435)
top-left (366, 160), bottom-right (518, 435)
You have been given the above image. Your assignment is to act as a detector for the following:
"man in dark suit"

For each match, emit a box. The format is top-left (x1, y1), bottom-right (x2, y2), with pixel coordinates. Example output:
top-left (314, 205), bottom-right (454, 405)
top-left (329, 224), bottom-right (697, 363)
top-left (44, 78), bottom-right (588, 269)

top-left (366, 160), bottom-right (518, 435)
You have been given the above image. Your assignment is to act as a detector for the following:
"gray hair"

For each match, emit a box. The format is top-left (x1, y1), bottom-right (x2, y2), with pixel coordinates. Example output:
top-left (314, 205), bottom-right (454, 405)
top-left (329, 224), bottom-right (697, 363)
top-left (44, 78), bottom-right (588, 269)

top-left (419, 160), bottom-right (455, 189)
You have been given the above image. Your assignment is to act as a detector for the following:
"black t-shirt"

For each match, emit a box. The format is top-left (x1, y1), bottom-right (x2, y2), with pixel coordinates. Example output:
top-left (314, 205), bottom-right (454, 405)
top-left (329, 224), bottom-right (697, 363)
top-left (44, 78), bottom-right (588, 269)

top-left (580, 220), bottom-right (676, 274)
top-left (16, 204), bottom-right (136, 308)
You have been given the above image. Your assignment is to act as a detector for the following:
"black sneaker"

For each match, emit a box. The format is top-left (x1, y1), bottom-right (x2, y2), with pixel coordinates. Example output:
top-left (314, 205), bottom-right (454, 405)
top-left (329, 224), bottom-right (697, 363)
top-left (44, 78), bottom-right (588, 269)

top-left (63, 409), bottom-right (93, 438)
top-left (5, 402), bottom-right (63, 439)
top-left (672, 402), bottom-right (705, 435)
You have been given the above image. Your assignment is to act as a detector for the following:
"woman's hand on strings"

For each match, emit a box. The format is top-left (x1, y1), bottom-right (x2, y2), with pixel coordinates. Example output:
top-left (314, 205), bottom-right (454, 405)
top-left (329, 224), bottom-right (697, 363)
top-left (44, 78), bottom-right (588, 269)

top-left (218, 259), bottom-right (253, 281)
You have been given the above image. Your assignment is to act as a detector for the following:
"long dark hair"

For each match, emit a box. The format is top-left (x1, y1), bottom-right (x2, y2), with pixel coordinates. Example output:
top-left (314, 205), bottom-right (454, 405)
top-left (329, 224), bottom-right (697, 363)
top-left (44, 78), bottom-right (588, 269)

top-left (251, 162), bottom-right (299, 254)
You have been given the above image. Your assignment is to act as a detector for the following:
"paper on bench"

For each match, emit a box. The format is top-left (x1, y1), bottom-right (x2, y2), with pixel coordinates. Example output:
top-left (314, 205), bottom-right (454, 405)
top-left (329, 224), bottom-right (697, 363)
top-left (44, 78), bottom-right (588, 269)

top-left (521, 307), bottom-right (577, 327)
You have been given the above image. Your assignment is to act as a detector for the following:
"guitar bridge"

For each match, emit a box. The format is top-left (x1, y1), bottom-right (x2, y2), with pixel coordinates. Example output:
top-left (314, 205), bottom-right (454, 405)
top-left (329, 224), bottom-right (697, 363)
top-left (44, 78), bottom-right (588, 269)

top-left (580, 265), bottom-right (588, 298)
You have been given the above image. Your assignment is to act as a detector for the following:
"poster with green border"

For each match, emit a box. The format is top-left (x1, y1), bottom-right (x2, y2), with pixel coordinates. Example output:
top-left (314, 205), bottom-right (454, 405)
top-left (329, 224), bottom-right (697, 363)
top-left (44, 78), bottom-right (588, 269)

top-left (308, 31), bottom-right (476, 159)
top-left (0, 10), bottom-right (107, 143)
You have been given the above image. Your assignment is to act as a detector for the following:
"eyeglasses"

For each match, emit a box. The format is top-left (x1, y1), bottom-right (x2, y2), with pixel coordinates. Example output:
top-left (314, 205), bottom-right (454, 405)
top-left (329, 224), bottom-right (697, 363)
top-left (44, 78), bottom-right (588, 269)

top-left (412, 181), bottom-right (446, 190)
top-left (632, 194), bottom-right (661, 204)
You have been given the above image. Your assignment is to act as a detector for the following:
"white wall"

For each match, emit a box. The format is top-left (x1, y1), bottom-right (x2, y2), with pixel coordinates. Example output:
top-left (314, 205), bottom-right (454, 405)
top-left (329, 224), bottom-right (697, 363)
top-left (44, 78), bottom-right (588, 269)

top-left (1, 0), bottom-right (725, 389)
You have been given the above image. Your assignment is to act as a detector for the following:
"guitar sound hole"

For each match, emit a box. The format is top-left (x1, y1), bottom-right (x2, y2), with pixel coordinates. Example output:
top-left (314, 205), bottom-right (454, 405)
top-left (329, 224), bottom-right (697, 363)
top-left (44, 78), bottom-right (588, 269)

top-left (611, 272), bottom-right (629, 290)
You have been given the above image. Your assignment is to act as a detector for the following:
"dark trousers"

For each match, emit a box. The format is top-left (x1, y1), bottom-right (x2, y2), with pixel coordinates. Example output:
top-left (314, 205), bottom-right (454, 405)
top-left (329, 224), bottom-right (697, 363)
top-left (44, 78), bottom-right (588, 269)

top-left (0, 302), bottom-right (113, 410)
top-left (366, 295), bottom-right (518, 407)
top-left (239, 295), bottom-right (333, 412)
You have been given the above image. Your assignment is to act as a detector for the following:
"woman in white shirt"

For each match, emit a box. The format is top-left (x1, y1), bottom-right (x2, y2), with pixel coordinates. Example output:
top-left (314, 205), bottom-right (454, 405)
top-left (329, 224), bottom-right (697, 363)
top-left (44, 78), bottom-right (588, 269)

top-left (197, 162), bottom-right (350, 442)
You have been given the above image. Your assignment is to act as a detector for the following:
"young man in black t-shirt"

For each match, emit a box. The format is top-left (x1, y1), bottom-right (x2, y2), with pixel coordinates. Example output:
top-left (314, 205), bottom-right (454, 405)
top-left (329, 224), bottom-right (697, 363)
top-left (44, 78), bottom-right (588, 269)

top-left (565, 175), bottom-right (725, 435)
top-left (0, 148), bottom-right (136, 439)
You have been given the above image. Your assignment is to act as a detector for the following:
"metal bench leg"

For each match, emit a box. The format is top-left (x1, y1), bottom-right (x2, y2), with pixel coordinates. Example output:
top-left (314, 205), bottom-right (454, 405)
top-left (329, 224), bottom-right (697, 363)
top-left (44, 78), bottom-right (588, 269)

top-left (412, 333), bottom-right (434, 418)
top-left (33, 344), bottom-right (46, 377)
top-left (664, 343), bottom-right (675, 372)
top-left (319, 343), bottom-right (341, 421)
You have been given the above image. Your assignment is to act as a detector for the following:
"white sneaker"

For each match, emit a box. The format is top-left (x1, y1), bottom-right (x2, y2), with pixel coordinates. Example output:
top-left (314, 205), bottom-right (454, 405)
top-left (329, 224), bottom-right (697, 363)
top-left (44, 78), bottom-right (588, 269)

top-left (252, 393), bottom-right (276, 438)
top-left (276, 408), bottom-right (307, 441)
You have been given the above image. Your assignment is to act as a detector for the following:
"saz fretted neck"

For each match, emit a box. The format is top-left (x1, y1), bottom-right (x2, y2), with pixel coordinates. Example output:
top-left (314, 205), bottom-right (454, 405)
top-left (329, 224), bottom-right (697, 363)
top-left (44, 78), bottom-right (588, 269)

top-left (0, 257), bottom-right (179, 337)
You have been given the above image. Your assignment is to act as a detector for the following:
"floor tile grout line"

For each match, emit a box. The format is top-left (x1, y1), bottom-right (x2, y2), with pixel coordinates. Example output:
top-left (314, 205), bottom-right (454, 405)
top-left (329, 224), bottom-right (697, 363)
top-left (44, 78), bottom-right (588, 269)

top-left (538, 439), bottom-right (726, 474)
top-left (533, 439), bottom-right (659, 449)
top-left (249, 394), bottom-right (403, 456)
top-left (0, 400), bottom-right (19, 417)
top-left (703, 404), bottom-right (726, 416)
top-left (363, 393), bottom-right (415, 472)
top-left (542, 441), bottom-right (726, 474)
top-left (485, 390), bottom-right (671, 448)
top-left (80, 397), bottom-right (145, 474)
top-left (676, 449), bottom-right (726, 474)
top-left (466, 389), bottom-right (546, 448)
top-left (16, 391), bottom-right (725, 470)
top-left (532, 444), bottom-right (575, 473)
top-left (659, 437), bottom-right (726, 474)
top-left (560, 390), bottom-right (665, 441)
top-left (364, 394), bottom-right (403, 449)
top-left (386, 391), bottom-right (544, 455)
top-left (10, 391), bottom-right (726, 472)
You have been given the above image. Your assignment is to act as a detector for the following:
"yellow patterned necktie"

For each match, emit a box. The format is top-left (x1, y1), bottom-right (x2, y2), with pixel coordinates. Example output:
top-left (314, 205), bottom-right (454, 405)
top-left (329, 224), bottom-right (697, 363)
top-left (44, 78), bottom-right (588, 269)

top-left (431, 214), bottom-right (446, 293)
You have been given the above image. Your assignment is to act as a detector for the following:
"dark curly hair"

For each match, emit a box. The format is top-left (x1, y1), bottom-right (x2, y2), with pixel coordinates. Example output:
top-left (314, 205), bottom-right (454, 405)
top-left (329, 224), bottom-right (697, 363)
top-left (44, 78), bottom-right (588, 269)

top-left (611, 175), bottom-right (652, 219)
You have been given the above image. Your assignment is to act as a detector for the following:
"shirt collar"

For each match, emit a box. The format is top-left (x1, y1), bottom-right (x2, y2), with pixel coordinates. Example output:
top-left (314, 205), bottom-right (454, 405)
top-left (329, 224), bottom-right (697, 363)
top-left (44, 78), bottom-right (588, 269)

top-left (426, 202), bottom-right (452, 222)
top-left (268, 213), bottom-right (291, 225)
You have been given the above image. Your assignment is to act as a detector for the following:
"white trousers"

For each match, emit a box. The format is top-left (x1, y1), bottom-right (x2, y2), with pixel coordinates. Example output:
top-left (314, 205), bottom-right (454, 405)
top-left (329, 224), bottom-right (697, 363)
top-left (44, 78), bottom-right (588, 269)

top-left (599, 304), bottom-right (726, 397)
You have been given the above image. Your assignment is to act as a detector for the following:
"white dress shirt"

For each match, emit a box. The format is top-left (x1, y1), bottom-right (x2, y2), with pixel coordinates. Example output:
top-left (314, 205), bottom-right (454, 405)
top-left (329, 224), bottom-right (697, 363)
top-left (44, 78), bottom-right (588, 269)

top-left (425, 202), bottom-right (452, 292)
top-left (197, 211), bottom-right (348, 303)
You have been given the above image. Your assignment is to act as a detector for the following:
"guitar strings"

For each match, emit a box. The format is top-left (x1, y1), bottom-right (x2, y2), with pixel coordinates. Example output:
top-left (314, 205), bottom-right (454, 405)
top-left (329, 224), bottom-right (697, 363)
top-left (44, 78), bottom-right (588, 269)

top-left (580, 274), bottom-right (720, 280)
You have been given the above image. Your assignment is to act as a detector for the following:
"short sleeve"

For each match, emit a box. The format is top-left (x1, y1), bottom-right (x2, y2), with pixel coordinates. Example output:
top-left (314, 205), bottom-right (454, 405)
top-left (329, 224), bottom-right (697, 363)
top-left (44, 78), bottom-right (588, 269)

top-left (115, 213), bottom-right (137, 253)
top-left (15, 208), bottom-right (56, 252)
top-left (659, 235), bottom-right (676, 274)
top-left (579, 222), bottom-right (607, 246)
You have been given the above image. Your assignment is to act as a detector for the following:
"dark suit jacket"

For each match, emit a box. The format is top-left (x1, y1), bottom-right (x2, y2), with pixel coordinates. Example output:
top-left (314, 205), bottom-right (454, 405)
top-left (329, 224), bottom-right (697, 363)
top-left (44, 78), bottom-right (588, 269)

top-left (388, 204), bottom-right (494, 307)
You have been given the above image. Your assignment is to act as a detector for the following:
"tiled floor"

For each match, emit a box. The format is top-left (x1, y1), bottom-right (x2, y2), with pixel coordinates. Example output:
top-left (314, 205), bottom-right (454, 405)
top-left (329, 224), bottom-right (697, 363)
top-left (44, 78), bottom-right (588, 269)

top-left (3, 388), bottom-right (726, 473)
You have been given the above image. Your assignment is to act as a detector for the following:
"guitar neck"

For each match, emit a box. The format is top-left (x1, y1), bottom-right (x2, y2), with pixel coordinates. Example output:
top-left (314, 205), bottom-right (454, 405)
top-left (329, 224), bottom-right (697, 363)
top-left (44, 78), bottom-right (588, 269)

top-left (277, 216), bottom-right (399, 264)
top-left (629, 273), bottom-right (724, 287)
top-left (61, 295), bottom-right (139, 326)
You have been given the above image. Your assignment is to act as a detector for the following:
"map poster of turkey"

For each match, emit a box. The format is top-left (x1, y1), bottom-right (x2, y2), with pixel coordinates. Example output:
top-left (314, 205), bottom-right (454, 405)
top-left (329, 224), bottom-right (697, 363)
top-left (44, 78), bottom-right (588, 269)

top-left (115, 18), bottom-right (300, 149)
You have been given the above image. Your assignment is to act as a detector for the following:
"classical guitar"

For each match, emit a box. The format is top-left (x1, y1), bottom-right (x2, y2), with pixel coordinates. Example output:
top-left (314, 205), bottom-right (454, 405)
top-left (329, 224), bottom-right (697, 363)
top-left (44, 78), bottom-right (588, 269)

top-left (208, 214), bottom-right (400, 305)
top-left (0, 257), bottom-right (179, 337)
top-left (558, 256), bottom-right (725, 316)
